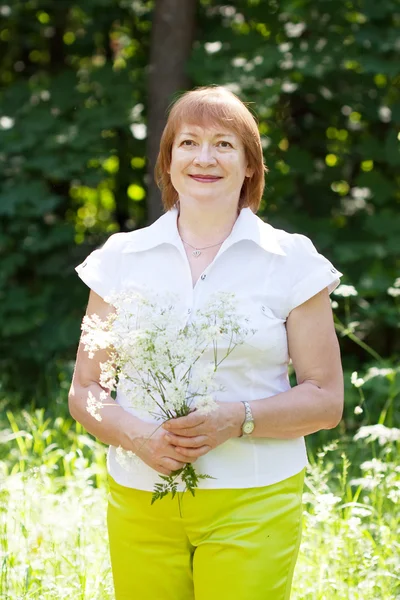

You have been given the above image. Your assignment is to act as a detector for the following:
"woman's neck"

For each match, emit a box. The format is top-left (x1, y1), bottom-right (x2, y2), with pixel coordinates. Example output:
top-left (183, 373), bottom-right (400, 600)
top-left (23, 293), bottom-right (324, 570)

top-left (177, 202), bottom-right (240, 246)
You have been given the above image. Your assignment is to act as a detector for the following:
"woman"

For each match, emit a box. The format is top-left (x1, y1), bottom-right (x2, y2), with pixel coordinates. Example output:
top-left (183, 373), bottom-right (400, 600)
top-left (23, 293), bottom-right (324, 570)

top-left (69, 86), bottom-right (344, 599)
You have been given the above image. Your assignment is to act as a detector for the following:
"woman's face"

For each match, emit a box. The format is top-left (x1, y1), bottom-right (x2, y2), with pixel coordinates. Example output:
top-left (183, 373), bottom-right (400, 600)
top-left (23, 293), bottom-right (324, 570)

top-left (169, 123), bottom-right (253, 209)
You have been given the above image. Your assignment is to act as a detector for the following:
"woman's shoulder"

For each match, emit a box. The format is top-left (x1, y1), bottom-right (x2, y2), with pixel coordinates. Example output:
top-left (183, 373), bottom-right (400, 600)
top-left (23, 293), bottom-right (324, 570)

top-left (100, 223), bottom-right (156, 254)
top-left (259, 218), bottom-right (318, 258)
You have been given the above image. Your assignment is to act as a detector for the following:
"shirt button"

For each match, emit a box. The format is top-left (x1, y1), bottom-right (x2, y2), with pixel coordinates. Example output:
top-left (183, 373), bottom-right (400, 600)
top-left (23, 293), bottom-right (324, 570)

top-left (201, 274), bottom-right (207, 280)
top-left (187, 308), bottom-right (191, 314)
top-left (261, 306), bottom-right (266, 312)
top-left (330, 268), bottom-right (337, 273)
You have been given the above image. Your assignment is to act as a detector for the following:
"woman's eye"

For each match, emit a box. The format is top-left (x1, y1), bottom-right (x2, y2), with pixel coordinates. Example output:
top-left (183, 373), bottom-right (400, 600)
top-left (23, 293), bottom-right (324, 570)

top-left (218, 141), bottom-right (233, 148)
top-left (181, 140), bottom-right (195, 146)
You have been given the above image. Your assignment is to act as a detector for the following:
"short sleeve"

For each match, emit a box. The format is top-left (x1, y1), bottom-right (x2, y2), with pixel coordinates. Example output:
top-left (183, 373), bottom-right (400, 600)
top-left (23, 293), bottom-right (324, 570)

top-left (287, 234), bottom-right (343, 313)
top-left (75, 233), bottom-right (123, 300)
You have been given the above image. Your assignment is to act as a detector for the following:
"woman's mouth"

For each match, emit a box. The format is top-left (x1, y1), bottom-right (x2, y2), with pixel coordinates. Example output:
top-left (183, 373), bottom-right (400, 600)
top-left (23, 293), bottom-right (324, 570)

top-left (188, 175), bottom-right (222, 183)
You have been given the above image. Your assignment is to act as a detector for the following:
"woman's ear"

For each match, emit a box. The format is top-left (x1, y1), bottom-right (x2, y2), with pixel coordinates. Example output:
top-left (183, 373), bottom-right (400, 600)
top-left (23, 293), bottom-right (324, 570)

top-left (245, 165), bottom-right (254, 178)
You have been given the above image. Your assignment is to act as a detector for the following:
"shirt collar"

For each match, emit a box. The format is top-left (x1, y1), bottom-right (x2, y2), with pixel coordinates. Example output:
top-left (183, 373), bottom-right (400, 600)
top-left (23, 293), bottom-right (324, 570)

top-left (121, 206), bottom-right (286, 256)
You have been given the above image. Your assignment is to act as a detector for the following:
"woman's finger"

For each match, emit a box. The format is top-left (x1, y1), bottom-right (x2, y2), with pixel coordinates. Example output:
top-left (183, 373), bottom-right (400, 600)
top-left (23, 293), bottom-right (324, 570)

top-left (166, 433), bottom-right (208, 448)
top-left (164, 425), bottom-right (203, 437)
top-left (162, 457), bottom-right (187, 471)
top-left (175, 445), bottom-right (211, 458)
top-left (163, 412), bottom-right (206, 432)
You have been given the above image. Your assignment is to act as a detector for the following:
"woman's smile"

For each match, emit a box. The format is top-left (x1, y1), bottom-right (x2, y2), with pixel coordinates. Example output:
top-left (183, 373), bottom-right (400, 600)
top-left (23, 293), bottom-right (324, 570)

top-left (188, 174), bottom-right (223, 183)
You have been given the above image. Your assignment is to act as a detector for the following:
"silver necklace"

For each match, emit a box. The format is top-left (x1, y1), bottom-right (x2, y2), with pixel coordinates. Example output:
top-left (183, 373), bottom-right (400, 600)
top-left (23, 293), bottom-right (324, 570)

top-left (180, 237), bottom-right (226, 258)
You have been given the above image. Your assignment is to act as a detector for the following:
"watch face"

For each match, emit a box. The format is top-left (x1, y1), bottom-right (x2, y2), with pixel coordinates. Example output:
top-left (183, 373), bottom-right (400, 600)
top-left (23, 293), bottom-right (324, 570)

top-left (243, 421), bottom-right (254, 434)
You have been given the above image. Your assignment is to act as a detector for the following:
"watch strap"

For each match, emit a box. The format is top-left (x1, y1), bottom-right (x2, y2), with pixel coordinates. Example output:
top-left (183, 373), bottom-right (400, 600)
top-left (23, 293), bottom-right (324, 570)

top-left (240, 401), bottom-right (254, 436)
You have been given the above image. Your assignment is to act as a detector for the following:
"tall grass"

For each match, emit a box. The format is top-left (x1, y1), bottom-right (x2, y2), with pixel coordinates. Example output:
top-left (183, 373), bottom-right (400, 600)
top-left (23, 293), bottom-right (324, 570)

top-left (1, 409), bottom-right (113, 599)
top-left (1, 403), bottom-right (399, 599)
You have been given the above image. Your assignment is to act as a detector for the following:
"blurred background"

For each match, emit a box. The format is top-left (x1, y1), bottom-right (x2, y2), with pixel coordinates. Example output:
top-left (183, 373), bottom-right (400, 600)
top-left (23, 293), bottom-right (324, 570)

top-left (1, 3), bottom-right (399, 598)
top-left (0, 0), bottom-right (399, 433)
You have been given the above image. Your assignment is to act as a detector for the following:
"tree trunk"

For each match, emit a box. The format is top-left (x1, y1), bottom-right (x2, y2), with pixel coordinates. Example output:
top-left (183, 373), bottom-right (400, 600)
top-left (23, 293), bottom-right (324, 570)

top-left (146, 0), bottom-right (197, 225)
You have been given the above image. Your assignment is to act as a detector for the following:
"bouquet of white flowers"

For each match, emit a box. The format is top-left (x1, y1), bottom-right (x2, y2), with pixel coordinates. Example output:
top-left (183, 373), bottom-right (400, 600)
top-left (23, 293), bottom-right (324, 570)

top-left (80, 289), bottom-right (254, 504)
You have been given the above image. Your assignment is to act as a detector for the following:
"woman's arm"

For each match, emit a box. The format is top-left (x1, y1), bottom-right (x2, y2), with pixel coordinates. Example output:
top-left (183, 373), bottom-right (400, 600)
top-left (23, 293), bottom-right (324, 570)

top-left (69, 290), bottom-right (199, 474)
top-left (68, 290), bottom-right (146, 452)
top-left (231, 287), bottom-right (344, 439)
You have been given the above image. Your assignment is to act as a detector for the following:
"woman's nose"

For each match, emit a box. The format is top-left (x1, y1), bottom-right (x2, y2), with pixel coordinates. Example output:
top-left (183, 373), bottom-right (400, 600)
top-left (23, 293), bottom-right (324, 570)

top-left (193, 144), bottom-right (217, 166)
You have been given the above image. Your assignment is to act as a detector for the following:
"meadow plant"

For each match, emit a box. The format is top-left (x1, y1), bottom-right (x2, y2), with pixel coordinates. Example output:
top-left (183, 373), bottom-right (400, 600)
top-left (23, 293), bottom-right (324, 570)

top-left (80, 289), bottom-right (254, 503)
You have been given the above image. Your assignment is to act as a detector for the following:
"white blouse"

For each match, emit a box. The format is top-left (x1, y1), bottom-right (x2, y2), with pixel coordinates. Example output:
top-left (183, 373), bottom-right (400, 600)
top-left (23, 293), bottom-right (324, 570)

top-left (75, 207), bottom-right (342, 491)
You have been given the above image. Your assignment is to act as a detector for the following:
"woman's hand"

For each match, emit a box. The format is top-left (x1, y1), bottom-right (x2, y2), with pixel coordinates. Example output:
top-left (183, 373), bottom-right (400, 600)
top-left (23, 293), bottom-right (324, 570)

top-left (133, 421), bottom-right (212, 476)
top-left (162, 402), bottom-right (244, 460)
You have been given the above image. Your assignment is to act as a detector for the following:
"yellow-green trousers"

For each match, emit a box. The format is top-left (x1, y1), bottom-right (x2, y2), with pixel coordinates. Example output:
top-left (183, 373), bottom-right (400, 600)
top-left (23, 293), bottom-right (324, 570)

top-left (107, 467), bottom-right (306, 600)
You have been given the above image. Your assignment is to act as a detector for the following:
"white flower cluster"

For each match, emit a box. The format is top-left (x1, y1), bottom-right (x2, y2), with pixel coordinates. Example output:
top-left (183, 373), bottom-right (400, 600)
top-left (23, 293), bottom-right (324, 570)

top-left (351, 366), bottom-right (397, 390)
top-left (333, 284), bottom-right (358, 298)
top-left (351, 371), bottom-right (364, 388)
top-left (81, 289), bottom-right (254, 422)
top-left (353, 424), bottom-right (400, 445)
top-left (115, 445), bottom-right (140, 469)
top-left (81, 313), bottom-right (116, 359)
top-left (86, 389), bottom-right (108, 422)
top-left (387, 277), bottom-right (400, 297)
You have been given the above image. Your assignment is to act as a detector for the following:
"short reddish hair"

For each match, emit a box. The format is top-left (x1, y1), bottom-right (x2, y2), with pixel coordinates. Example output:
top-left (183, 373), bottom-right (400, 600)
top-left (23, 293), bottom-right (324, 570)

top-left (155, 86), bottom-right (267, 212)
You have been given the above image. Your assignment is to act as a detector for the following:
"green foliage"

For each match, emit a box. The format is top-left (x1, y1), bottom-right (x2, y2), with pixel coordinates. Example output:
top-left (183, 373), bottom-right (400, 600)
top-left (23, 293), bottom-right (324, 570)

top-left (0, 0), bottom-right (399, 418)
top-left (1, 407), bottom-right (399, 598)
top-left (151, 463), bottom-right (215, 511)
top-left (0, 1), bottom-right (151, 403)
top-left (1, 405), bottom-right (107, 488)
top-left (0, 408), bottom-right (112, 599)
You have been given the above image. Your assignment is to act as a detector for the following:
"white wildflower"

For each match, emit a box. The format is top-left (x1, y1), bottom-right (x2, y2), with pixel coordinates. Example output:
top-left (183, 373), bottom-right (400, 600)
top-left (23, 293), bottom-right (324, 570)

top-left (364, 366), bottom-right (396, 381)
top-left (86, 390), bottom-right (104, 422)
top-left (281, 81), bottom-right (298, 93)
top-left (195, 395), bottom-right (219, 415)
top-left (205, 41), bottom-right (222, 54)
top-left (130, 123), bottom-right (147, 140)
top-left (115, 446), bottom-right (139, 470)
top-left (351, 186), bottom-right (371, 200)
top-left (284, 22), bottom-right (306, 38)
top-left (99, 361), bottom-right (117, 391)
top-left (353, 424), bottom-right (400, 445)
top-left (360, 458), bottom-right (387, 473)
top-left (0, 116), bottom-right (14, 130)
top-left (347, 516), bottom-right (362, 532)
top-left (354, 406), bottom-right (363, 415)
top-left (333, 284), bottom-right (358, 298)
top-left (388, 488), bottom-right (400, 504)
top-left (349, 506), bottom-right (373, 518)
top-left (313, 493), bottom-right (342, 522)
top-left (387, 287), bottom-right (400, 297)
top-left (81, 313), bottom-right (115, 358)
top-left (378, 106), bottom-right (391, 122)
top-left (351, 371), bottom-right (365, 388)
top-left (349, 475), bottom-right (383, 491)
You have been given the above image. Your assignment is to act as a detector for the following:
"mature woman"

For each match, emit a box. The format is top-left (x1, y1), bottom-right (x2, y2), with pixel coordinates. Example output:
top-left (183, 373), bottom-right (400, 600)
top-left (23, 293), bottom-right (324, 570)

top-left (69, 86), bottom-right (344, 600)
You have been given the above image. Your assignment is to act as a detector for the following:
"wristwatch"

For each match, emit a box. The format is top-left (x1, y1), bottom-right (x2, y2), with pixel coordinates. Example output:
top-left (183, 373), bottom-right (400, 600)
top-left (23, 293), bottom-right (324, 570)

top-left (240, 401), bottom-right (255, 436)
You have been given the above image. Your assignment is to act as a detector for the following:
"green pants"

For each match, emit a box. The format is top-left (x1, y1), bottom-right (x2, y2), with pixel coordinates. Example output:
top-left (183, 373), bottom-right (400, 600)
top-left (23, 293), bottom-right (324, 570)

top-left (107, 468), bottom-right (306, 600)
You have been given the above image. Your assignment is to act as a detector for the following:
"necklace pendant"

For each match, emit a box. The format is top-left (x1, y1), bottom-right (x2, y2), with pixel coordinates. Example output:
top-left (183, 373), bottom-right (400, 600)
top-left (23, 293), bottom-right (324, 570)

top-left (192, 249), bottom-right (201, 258)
